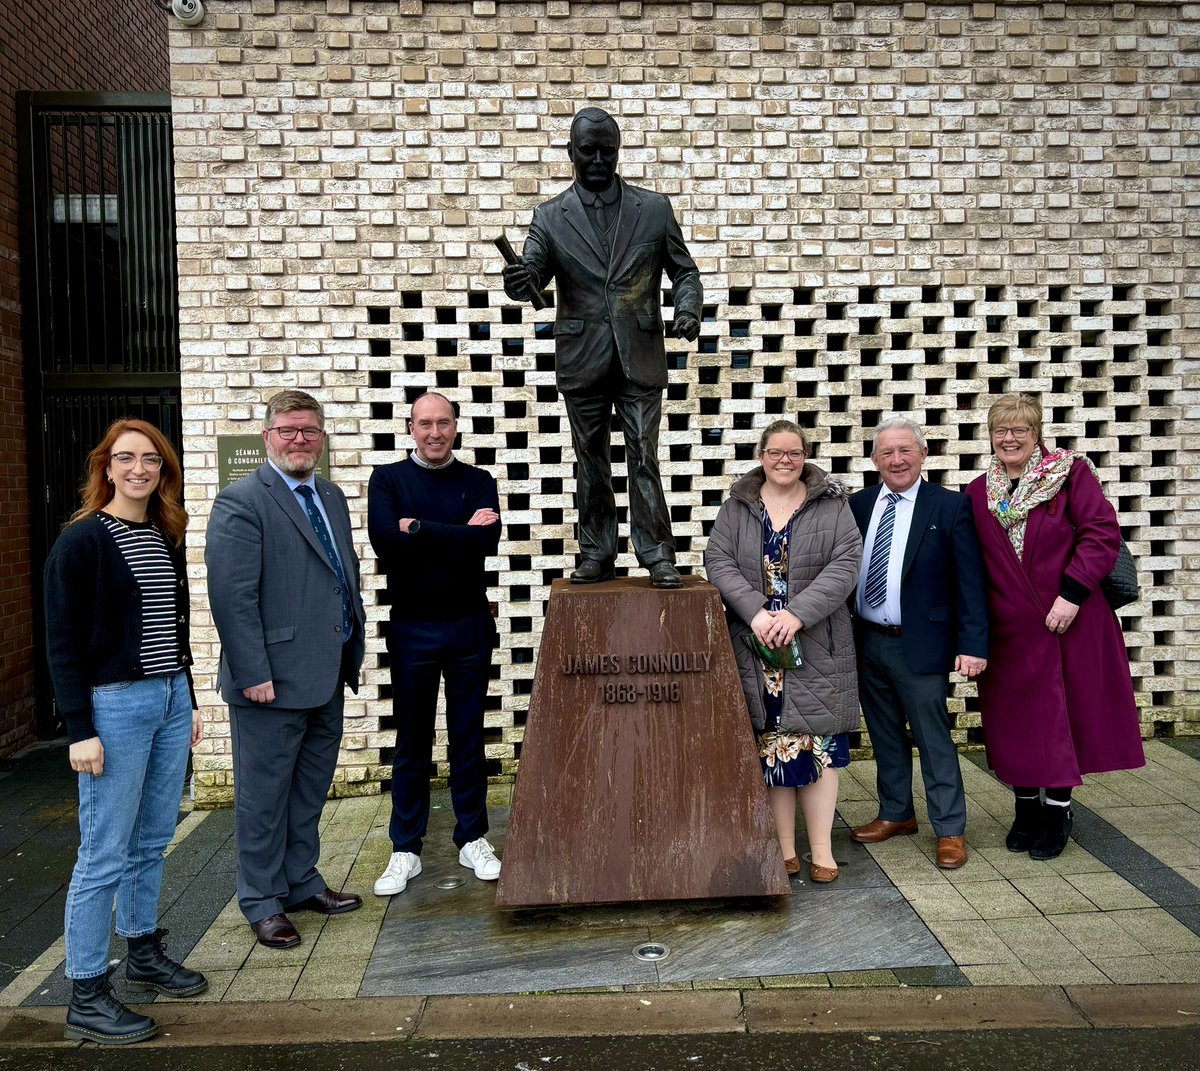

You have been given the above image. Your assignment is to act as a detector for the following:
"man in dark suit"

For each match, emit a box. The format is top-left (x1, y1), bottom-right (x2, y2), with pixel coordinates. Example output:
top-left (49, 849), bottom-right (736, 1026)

top-left (206, 390), bottom-right (366, 948)
top-left (502, 106), bottom-right (703, 589)
top-left (848, 417), bottom-right (988, 870)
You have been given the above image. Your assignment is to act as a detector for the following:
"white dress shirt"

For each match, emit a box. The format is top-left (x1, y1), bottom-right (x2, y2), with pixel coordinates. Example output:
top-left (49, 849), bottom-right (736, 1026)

top-left (855, 479), bottom-right (922, 627)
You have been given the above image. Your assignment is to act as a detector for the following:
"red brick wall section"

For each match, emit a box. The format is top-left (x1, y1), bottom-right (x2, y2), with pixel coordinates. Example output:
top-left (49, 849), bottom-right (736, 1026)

top-left (0, 1), bottom-right (169, 754)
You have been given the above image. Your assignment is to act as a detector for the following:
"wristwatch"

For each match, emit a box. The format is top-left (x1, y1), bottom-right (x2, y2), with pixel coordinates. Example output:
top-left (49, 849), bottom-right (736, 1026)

top-left (407, 519), bottom-right (421, 535)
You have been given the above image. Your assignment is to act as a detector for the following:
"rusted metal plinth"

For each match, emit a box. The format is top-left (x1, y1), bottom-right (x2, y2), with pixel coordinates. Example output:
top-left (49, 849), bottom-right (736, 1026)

top-left (495, 576), bottom-right (790, 908)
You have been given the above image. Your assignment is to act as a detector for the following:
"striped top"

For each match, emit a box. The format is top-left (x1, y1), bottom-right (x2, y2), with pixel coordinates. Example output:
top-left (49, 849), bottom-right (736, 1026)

top-left (98, 513), bottom-right (183, 676)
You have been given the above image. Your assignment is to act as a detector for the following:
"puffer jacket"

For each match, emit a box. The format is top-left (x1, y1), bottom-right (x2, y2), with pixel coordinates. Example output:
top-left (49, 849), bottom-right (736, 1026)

top-left (704, 463), bottom-right (863, 737)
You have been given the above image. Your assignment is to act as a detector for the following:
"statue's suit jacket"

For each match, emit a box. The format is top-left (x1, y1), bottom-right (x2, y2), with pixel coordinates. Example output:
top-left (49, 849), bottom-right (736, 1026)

top-left (521, 177), bottom-right (703, 393)
top-left (206, 462), bottom-right (366, 709)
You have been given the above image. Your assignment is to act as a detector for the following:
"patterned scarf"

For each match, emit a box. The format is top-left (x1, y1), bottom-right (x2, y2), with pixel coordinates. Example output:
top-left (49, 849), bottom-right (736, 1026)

top-left (985, 448), bottom-right (1098, 560)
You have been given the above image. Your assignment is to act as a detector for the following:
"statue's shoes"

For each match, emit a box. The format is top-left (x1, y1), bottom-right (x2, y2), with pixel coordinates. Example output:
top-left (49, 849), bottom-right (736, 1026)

top-left (570, 560), bottom-right (615, 584)
top-left (648, 562), bottom-right (683, 589)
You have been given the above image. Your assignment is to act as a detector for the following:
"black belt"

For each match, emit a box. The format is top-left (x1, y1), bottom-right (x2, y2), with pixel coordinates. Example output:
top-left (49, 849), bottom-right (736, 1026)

top-left (859, 620), bottom-right (902, 637)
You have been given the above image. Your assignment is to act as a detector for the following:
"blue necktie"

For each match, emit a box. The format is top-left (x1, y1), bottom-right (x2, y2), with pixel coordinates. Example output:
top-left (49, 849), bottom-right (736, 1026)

top-left (296, 485), bottom-right (352, 640)
top-left (864, 492), bottom-right (902, 609)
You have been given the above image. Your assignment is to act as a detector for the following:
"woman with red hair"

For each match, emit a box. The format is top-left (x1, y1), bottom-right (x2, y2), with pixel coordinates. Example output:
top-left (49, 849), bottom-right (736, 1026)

top-left (44, 419), bottom-right (206, 1044)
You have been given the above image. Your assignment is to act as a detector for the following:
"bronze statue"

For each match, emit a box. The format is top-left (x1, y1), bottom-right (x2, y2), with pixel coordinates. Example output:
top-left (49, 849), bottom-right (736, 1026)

top-left (503, 107), bottom-right (703, 589)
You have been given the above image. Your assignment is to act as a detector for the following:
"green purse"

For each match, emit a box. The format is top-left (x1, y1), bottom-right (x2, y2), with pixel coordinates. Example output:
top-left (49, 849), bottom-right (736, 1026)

top-left (742, 633), bottom-right (804, 670)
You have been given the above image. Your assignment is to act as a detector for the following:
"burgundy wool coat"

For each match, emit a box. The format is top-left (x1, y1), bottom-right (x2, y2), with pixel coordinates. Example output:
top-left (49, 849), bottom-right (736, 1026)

top-left (965, 458), bottom-right (1144, 788)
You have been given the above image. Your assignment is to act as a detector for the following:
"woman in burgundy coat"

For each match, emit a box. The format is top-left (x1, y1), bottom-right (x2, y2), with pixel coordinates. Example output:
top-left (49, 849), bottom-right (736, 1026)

top-left (966, 394), bottom-right (1143, 860)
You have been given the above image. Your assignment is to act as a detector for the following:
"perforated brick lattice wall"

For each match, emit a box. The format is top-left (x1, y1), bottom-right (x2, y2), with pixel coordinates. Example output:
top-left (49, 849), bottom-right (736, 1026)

top-left (169, 1), bottom-right (1199, 804)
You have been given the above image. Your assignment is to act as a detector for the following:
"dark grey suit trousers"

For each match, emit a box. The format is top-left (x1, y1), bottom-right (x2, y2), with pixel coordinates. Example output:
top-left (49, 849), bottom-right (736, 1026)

top-left (229, 677), bottom-right (345, 924)
top-left (856, 628), bottom-right (966, 837)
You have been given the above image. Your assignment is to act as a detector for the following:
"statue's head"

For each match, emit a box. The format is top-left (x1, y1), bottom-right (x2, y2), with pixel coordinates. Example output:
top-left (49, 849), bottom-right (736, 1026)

top-left (567, 107), bottom-right (620, 192)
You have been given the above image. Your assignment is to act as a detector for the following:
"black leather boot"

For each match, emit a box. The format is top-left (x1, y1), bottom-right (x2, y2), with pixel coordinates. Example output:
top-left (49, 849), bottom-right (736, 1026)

top-left (64, 969), bottom-right (158, 1044)
top-left (1006, 795), bottom-right (1043, 853)
top-left (1030, 804), bottom-right (1074, 860)
top-left (126, 928), bottom-right (208, 997)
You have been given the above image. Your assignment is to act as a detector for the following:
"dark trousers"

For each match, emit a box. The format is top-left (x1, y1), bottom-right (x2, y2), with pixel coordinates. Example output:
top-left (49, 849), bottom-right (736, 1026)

top-left (229, 680), bottom-right (345, 925)
top-left (387, 614), bottom-right (493, 854)
top-left (856, 627), bottom-right (966, 837)
top-left (561, 361), bottom-right (674, 568)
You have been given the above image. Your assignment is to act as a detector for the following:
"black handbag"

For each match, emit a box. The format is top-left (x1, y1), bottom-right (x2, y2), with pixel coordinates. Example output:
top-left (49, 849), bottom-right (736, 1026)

top-left (1063, 472), bottom-right (1139, 611)
top-left (1101, 539), bottom-right (1139, 610)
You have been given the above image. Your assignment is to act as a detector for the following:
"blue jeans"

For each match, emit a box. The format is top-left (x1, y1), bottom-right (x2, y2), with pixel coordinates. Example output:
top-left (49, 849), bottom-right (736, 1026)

top-left (64, 672), bottom-right (191, 979)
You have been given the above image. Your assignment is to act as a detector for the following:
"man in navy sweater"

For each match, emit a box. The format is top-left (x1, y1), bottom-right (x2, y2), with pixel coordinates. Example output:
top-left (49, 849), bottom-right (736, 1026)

top-left (367, 392), bottom-right (503, 895)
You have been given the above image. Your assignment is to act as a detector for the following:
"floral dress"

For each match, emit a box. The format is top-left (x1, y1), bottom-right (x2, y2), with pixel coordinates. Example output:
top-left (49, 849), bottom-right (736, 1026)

top-left (756, 505), bottom-right (851, 788)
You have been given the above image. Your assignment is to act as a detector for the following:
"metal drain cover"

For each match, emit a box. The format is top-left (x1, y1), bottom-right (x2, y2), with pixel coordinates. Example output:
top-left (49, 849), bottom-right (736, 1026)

top-left (633, 942), bottom-right (670, 962)
top-left (434, 876), bottom-right (465, 890)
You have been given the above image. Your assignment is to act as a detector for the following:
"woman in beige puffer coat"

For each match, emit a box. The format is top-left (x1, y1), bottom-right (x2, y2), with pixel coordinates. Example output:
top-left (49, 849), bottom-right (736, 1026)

top-left (704, 421), bottom-right (862, 883)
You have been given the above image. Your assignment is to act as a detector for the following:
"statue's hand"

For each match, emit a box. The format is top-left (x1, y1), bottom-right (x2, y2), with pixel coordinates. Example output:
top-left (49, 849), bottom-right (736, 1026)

top-left (672, 312), bottom-right (701, 341)
top-left (503, 262), bottom-right (535, 301)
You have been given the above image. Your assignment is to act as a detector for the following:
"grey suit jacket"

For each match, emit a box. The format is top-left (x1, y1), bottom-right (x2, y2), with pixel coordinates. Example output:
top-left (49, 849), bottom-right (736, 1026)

top-left (521, 177), bottom-right (703, 393)
top-left (205, 463), bottom-right (366, 709)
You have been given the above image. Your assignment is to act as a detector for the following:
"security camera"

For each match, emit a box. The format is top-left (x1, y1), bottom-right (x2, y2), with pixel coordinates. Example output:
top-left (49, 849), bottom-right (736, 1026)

top-left (171, 0), bottom-right (205, 26)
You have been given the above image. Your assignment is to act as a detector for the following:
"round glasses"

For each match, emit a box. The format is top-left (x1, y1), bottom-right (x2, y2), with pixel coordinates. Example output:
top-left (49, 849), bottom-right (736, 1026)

top-left (110, 452), bottom-right (164, 470)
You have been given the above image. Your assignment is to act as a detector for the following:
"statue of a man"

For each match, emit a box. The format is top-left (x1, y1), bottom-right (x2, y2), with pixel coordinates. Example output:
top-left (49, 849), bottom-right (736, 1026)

top-left (503, 107), bottom-right (703, 589)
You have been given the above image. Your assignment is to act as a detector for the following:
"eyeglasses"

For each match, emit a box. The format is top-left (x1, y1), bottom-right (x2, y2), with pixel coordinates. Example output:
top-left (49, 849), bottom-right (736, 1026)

top-left (991, 426), bottom-right (1034, 440)
top-left (763, 449), bottom-right (806, 462)
top-left (110, 452), bottom-right (163, 470)
top-left (268, 426), bottom-right (324, 442)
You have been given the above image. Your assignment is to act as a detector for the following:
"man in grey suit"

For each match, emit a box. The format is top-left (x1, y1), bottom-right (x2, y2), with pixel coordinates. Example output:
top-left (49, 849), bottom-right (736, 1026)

top-left (206, 390), bottom-right (366, 948)
top-left (502, 106), bottom-right (703, 589)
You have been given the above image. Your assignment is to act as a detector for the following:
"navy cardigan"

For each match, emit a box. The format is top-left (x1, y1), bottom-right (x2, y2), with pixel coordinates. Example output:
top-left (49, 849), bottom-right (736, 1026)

top-left (42, 514), bottom-right (195, 743)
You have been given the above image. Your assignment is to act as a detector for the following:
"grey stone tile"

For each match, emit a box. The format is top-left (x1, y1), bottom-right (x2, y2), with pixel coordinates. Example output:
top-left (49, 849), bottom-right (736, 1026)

top-left (1064, 871), bottom-right (1156, 911)
top-left (892, 965), bottom-right (971, 987)
top-left (1047, 912), bottom-right (1149, 959)
top-left (1105, 908), bottom-right (1200, 954)
top-left (1010, 875), bottom-right (1098, 915)
top-left (956, 880), bottom-right (1040, 920)
top-left (1094, 955), bottom-right (1200, 984)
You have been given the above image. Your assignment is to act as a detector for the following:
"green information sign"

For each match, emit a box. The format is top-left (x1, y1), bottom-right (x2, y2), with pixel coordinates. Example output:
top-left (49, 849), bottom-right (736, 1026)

top-left (216, 434), bottom-right (330, 490)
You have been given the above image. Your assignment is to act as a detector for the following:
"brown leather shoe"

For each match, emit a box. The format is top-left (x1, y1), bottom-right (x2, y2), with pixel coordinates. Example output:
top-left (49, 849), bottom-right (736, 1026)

top-left (287, 887), bottom-right (363, 915)
top-left (783, 857), bottom-right (801, 875)
top-left (809, 861), bottom-right (839, 883)
top-left (850, 816), bottom-right (918, 843)
top-left (936, 835), bottom-right (968, 870)
top-left (250, 914), bottom-right (300, 949)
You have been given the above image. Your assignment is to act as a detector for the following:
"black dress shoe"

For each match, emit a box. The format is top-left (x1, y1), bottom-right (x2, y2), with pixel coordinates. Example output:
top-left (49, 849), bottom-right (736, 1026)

top-left (570, 560), bottom-right (615, 584)
top-left (287, 887), bottom-right (362, 915)
top-left (648, 561), bottom-right (683, 589)
top-left (251, 913), bottom-right (300, 949)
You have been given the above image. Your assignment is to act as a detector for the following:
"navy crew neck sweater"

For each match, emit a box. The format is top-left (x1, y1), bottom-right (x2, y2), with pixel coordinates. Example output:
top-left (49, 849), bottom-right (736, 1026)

top-left (367, 457), bottom-right (501, 621)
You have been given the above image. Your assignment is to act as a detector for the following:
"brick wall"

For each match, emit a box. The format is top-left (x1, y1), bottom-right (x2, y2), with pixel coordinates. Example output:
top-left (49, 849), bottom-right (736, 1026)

top-left (168, 1), bottom-right (1199, 806)
top-left (0, 1), bottom-right (170, 754)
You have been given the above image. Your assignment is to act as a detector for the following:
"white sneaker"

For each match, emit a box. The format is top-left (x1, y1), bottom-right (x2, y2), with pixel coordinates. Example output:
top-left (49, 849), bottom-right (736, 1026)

top-left (374, 851), bottom-right (421, 896)
top-left (458, 837), bottom-right (501, 881)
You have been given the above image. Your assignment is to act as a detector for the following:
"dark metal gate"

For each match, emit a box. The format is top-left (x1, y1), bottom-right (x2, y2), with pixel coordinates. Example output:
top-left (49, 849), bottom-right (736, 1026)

top-left (18, 92), bottom-right (180, 736)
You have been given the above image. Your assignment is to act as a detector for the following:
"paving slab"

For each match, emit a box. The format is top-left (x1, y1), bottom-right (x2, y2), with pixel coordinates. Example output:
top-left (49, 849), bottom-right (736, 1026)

top-left (744, 985), bottom-right (1086, 1032)
top-left (417, 991), bottom-right (746, 1038)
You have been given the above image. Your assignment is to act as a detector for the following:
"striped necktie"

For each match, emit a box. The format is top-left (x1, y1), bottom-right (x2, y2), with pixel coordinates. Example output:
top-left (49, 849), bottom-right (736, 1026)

top-left (296, 485), bottom-right (352, 640)
top-left (864, 492), bottom-right (902, 609)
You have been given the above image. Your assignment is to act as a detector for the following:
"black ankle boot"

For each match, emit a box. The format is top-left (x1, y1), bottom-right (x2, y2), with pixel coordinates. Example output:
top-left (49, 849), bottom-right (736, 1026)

top-left (1030, 805), bottom-right (1073, 860)
top-left (65, 968), bottom-right (158, 1045)
top-left (1006, 795), bottom-right (1043, 853)
top-left (126, 928), bottom-right (208, 997)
